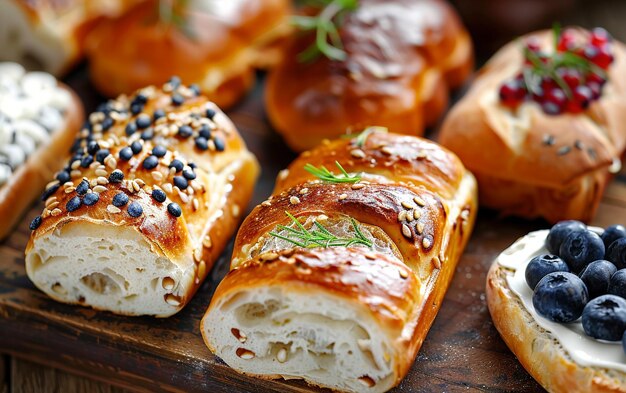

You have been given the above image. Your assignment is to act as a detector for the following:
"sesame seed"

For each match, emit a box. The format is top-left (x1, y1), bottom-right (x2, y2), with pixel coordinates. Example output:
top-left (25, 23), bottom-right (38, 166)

top-left (401, 200), bottom-right (414, 209)
top-left (558, 146), bottom-right (571, 155)
top-left (107, 205), bottom-right (121, 214)
top-left (96, 176), bottom-right (109, 185)
top-left (152, 189), bottom-right (166, 203)
top-left (202, 236), bottom-right (212, 249)
top-left (167, 202), bottom-right (182, 217)
top-left (413, 210), bottom-right (421, 220)
top-left (119, 147), bottom-right (133, 161)
top-left (50, 208), bottom-right (62, 216)
top-left (381, 146), bottom-right (394, 155)
top-left (109, 169), bottom-right (124, 183)
top-left (65, 186), bottom-right (76, 194)
top-left (406, 211), bottom-right (414, 222)
top-left (432, 257), bottom-right (441, 269)
top-left (152, 145), bottom-right (167, 158)
top-left (29, 216), bottom-right (42, 230)
top-left (112, 192), bottom-right (129, 207)
top-left (398, 211), bottom-right (406, 221)
top-left (70, 160), bottom-right (81, 170)
top-left (261, 200), bottom-right (271, 207)
top-left (70, 169), bottom-right (82, 178)
top-left (575, 140), bottom-right (584, 150)
top-left (83, 192), bottom-right (100, 206)
top-left (152, 171), bottom-right (164, 182)
top-left (127, 201), bottom-right (143, 217)
top-left (289, 196), bottom-right (300, 205)
top-left (422, 237), bottom-right (432, 249)
top-left (66, 196), bottom-right (82, 212)
top-left (162, 183), bottom-right (173, 194)
top-left (351, 183), bottom-right (365, 190)
top-left (339, 193), bottom-right (348, 200)
top-left (164, 294), bottom-right (181, 306)
top-left (351, 149), bottom-right (366, 158)
top-left (143, 155), bottom-right (159, 170)
top-left (402, 224), bottom-right (411, 238)
top-left (95, 168), bottom-right (108, 177)
top-left (232, 204), bottom-right (240, 217)
top-left (413, 196), bottom-right (426, 206)
top-left (192, 198), bottom-right (199, 211)
top-left (104, 155), bottom-right (117, 170)
top-left (277, 348), bottom-right (287, 363)
top-left (416, 222), bottom-right (424, 234)
top-left (399, 269), bottom-right (408, 279)
top-left (76, 180), bottom-right (90, 195)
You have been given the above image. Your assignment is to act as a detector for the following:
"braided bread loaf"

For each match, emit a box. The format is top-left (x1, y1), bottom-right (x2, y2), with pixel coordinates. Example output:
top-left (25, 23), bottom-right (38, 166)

top-left (201, 130), bottom-right (477, 392)
top-left (25, 78), bottom-right (259, 317)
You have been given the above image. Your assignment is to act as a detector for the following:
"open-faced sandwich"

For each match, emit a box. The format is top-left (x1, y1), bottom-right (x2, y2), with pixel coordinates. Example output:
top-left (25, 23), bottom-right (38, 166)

top-left (201, 129), bottom-right (477, 392)
top-left (440, 27), bottom-right (626, 223)
top-left (488, 220), bottom-right (626, 392)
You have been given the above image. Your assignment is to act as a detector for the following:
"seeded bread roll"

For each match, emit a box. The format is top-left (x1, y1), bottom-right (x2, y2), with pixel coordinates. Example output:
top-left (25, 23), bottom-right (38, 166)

top-left (487, 231), bottom-right (626, 393)
top-left (0, 0), bottom-right (138, 75)
top-left (24, 78), bottom-right (259, 317)
top-left (86, 0), bottom-right (292, 108)
top-left (201, 130), bottom-right (477, 392)
top-left (0, 62), bottom-right (83, 239)
top-left (439, 29), bottom-right (626, 223)
top-left (265, 0), bottom-right (473, 152)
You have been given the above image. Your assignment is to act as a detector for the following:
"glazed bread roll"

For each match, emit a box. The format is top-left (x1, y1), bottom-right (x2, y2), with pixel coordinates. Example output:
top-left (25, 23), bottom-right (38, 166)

top-left (0, 0), bottom-right (138, 75)
top-left (439, 29), bottom-right (626, 223)
top-left (25, 78), bottom-right (259, 317)
top-left (201, 130), bottom-right (477, 392)
top-left (86, 0), bottom-right (292, 108)
top-left (487, 230), bottom-right (626, 393)
top-left (265, 0), bottom-right (473, 152)
top-left (0, 62), bottom-right (83, 239)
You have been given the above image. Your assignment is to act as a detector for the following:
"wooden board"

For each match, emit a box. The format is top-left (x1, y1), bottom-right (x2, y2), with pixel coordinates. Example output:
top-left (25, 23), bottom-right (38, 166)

top-left (3, 69), bottom-right (626, 393)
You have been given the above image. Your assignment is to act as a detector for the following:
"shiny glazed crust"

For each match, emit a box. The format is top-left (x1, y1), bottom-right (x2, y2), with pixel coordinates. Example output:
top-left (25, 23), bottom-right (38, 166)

top-left (439, 28), bottom-right (626, 223)
top-left (265, 0), bottom-right (473, 152)
top-left (86, 0), bottom-right (292, 107)
top-left (24, 82), bottom-right (259, 316)
top-left (0, 83), bottom-right (83, 239)
top-left (201, 131), bottom-right (477, 392)
top-left (487, 258), bottom-right (626, 393)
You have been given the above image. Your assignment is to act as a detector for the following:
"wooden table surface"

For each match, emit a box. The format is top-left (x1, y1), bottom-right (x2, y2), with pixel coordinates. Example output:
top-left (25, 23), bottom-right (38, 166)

top-left (2, 2), bottom-right (626, 392)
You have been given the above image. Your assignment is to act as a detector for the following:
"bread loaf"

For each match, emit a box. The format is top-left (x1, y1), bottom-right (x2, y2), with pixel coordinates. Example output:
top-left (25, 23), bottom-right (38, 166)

top-left (0, 62), bottom-right (83, 239)
top-left (201, 130), bottom-right (477, 392)
top-left (25, 78), bottom-right (259, 317)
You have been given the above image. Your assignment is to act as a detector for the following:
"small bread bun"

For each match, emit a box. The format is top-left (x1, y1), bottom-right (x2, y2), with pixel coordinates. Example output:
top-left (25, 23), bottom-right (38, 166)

top-left (86, 0), bottom-right (292, 108)
top-left (265, 0), bottom-right (473, 152)
top-left (487, 230), bottom-right (626, 393)
top-left (0, 62), bottom-right (84, 239)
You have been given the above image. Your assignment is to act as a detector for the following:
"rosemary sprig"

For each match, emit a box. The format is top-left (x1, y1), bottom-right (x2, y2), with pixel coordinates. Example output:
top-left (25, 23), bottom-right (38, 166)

top-left (292, 0), bottom-right (359, 62)
top-left (269, 212), bottom-right (373, 248)
top-left (351, 126), bottom-right (388, 148)
top-left (304, 161), bottom-right (361, 183)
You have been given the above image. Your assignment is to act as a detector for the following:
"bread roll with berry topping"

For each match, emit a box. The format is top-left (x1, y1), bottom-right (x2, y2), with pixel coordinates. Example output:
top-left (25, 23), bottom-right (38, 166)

top-left (24, 78), bottom-right (259, 317)
top-left (86, 0), bottom-right (292, 108)
top-left (0, 0), bottom-right (139, 75)
top-left (0, 62), bottom-right (83, 239)
top-left (201, 130), bottom-right (477, 392)
top-left (265, 0), bottom-right (473, 152)
top-left (439, 28), bottom-right (626, 223)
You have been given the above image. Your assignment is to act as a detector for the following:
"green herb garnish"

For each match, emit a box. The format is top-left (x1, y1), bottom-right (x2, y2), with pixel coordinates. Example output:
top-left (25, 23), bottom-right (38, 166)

top-left (304, 161), bottom-right (361, 183)
top-left (292, 0), bottom-right (359, 62)
top-left (351, 126), bottom-right (388, 148)
top-left (157, 0), bottom-right (196, 39)
top-left (269, 212), bottom-right (372, 248)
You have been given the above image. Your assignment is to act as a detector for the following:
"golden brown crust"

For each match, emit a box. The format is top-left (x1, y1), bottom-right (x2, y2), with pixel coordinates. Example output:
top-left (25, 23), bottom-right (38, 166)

top-left (204, 130), bottom-right (478, 390)
top-left (439, 28), bottom-right (626, 222)
top-left (25, 81), bottom-right (259, 313)
top-left (86, 0), bottom-right (292, 106)
top-left (0, 82), bottom-right (83, 239)
top-left (487, 258), bottom-right (626, 393)
top-left (265, 0), bottom-right (473, 152)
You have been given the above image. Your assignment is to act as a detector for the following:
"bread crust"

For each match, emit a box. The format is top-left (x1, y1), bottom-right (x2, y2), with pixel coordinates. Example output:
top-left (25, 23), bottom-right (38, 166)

top-left (439, 28), bottom-right (626, 222)
top-left (25, 81), bottom-right (259, 316)
top-left (487, 253), bottom-right (626, 393)
top-left (202, 131), bottom-right (477, 391)
top-left (0, 82), bottom-right (83, 239)
top-left (265, 0), bottom-right (473, 152)
top-left (86, 0), bottom-right (292, 107)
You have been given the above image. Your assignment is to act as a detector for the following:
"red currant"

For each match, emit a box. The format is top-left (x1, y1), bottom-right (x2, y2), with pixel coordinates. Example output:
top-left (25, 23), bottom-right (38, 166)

top-left (546, 88), bottom-right (567, 109)
top-left (573, 85), bottom-right (593, 109)
top-left (542, 101), bottom-right (563, 115)
top-left (526, 37), bottom-right (541, 53)
top-left (591, 27), bottom-right (612, 47)
top-left (559, 69), bottom-right (582, 89)
top-left (499, 79), bottom-right (527, 108)
top-left (587, 72), bottom-right (607, 86)
top-left (593, 44), bottom-right (614, 69)
top-left (558, 30), bottom-right (577, 52)
top-left (587, 82), bottom-right (602, 100)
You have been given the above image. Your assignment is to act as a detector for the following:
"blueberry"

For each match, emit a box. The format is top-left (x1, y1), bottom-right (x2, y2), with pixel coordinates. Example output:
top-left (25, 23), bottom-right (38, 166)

top-left (582, 295), bottom-right (626, 341)
top-left (140, 128), bottom-right (154, 140)
top-left (169, 76), bottom-right (181, 88)
top-left (130, 141), bottom-right (143, 155)
top-left (169, 159), bottom-right (184, 172)
top-left (136, 114), bottom-right (151, 129)
top-left (171, 94), bottom-right (184, 106)
top-left (182, 167), bottom-right (196, 180)
top-left (125, 122), bottom-right (137, 136)
top-left (189, 84), bottom-right (200, 96)
top-left (95, 149), bottom-right (110, 164)
top-left (195, 137), bottom-right (208, 150)
top-left (40, 183), bottom-right (60, 201)
top-left (153, 109), bottom-right (166, 120)
top-left (602, 225), bottom-right (626, 249)
top-left (112, 192), bottom-right (129, 207)
top-left (525, 254), bottom-right (569, 290)
top-left (87, 141), bottom-right (100, 155)
top-left (559, 230), bottom-right (605, 273)
top-left (29, 215), bottom-right (42, 230)
top-left (101, 116), bottom-right (114, 131)
top-left (108, 169), bottom-right (124, 183)
top-left (167, 202), bottom-right (182, 217)
top-left (546, 220), bottom-right (587, 254)
top-left (173, 176), bottom-right (188, 190)
top-left (533, 272), bottom-right (589, 323)
top-left (198, 124), bottom-right (211, 139)
top-left (66, 196), bottom-right (82, 212)
top-left (178, 125), bottom-right (193, 138)
top-left (580, 260), bottom-right (617, 298)
top-left (608, 269), bottom-right (626, 299)
top-left (80, 155), bottom-right (93, 168)
top-left (142, 155), bottom-right (159, 170)
top-left (205, 108), bottom-right (216, 119)
top-left (213, 137), bottom-right (225, 152)
top-left (623, 330), bottom-right (626, 355)
top-left (152, 189), bottom-right (166, 203)
top-left (607, 238), bottom-right (626, 269)
top-left (130, 103), bottom-right (142, 115)
top-left (152, 145), bottom-right (167, 158)
top-left (76, 179), bottom-right (90, 195)
top-left (83, 192), bottom-right (99, 206)
top-left (127, 201), bottom-right (143, 217)
top-left (119, 147), bottom-right (133, 161)
top-left (55, 170), bottom-right (71, 184)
